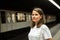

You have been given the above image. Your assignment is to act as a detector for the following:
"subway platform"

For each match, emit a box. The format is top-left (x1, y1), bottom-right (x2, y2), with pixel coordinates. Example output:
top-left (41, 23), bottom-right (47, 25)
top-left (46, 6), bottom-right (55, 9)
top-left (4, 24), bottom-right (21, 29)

top-left (1, 21), bottom-right (60, 40)
top-left (50, 23), bottom-right (60, 40)
top-left (53, 30), bottom-right (60, 40)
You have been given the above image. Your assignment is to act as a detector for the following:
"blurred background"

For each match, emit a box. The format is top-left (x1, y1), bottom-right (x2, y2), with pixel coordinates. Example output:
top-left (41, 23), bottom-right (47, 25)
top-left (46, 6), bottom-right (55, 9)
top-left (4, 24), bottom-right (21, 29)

top-left (0, 0), bottom-right (60, 40)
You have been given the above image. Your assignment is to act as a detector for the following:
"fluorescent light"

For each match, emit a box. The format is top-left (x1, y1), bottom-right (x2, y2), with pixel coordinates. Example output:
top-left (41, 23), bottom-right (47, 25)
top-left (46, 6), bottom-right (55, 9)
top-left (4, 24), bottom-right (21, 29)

top-left (49, 0), bottom-right (60, 9)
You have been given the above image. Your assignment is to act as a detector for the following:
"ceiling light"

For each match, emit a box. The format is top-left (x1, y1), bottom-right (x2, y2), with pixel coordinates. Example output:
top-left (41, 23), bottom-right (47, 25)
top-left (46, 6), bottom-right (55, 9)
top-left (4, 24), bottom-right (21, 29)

top-left (49, 0), bottom-right (60, 9)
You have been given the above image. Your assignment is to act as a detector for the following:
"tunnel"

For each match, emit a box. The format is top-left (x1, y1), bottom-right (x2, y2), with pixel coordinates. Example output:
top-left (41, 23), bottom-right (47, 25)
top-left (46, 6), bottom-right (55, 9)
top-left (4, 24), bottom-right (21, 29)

top-left (0, 0), bottom-right (60, 40)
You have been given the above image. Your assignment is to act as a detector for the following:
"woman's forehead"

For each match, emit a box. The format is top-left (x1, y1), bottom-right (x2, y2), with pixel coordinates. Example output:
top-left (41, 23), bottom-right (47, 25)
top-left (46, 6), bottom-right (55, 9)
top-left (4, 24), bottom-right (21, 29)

top-left (32, 11), bottom-right (39, 14)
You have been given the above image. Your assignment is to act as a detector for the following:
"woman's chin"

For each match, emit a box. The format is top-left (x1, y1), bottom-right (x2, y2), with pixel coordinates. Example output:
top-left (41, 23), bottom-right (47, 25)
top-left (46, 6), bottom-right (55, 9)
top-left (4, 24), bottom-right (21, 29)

top-left (32, 20), bottom-right (37, 22)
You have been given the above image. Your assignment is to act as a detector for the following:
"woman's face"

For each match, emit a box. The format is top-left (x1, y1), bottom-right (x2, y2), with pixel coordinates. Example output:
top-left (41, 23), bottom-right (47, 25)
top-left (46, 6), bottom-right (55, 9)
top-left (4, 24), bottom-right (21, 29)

top-left (32, 10), bottom-right (42, 23)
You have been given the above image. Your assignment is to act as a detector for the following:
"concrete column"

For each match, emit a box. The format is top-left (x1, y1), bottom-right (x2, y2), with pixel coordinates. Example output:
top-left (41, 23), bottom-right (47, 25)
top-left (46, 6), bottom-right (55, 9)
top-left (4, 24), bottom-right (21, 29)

top-left (11, 12), bottom-right (16, 23)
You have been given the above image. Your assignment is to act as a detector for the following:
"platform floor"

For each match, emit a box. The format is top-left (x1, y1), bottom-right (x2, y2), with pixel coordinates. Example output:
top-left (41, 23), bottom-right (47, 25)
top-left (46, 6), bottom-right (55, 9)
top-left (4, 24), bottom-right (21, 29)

top-left (1, 21), bottom-right (60, 40)
top-left (53, 30), bottom-right (60, 40)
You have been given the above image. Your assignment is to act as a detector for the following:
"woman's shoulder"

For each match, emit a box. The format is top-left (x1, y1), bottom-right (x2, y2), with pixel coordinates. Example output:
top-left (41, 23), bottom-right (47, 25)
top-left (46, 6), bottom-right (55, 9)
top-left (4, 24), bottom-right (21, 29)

top-left (41, 24), bottom-right (48, 28)
top-left (41, 24), bottom-right (49, 30)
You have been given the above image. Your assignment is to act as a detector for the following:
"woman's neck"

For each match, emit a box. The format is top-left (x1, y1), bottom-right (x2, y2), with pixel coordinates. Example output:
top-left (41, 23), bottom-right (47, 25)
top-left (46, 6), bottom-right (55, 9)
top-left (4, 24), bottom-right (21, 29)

top-left (35, 22), bottom-right (37, 26)
top-left (35, 23), bottom-right (42, 28)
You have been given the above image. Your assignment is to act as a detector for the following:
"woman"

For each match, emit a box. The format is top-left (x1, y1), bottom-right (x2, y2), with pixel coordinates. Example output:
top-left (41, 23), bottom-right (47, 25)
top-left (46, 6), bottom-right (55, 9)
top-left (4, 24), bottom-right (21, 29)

top-left (28, 8), bottom-right (52, 40)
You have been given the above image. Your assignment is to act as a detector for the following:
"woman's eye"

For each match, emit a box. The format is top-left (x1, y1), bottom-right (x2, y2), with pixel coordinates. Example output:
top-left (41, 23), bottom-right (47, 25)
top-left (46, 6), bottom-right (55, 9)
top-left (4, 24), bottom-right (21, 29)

top-left (35, 14), bottom-right (38, 16)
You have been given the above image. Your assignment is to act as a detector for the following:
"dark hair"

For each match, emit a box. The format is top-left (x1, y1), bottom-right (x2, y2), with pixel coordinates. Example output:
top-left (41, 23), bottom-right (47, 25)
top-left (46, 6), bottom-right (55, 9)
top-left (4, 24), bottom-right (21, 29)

top-left (31, 8), bottom-right (45, 28)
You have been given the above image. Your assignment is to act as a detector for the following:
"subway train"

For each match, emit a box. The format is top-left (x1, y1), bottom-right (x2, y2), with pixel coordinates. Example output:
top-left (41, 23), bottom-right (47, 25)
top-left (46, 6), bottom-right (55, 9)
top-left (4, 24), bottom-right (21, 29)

top-left (0, 10), bottom-right (56, 33)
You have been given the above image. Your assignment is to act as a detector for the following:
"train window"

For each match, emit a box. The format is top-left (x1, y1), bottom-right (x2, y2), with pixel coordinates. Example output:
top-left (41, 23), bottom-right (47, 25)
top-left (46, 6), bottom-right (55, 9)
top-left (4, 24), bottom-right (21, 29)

top-left (26, 14), bottom-right (32, 21)
top-left (1, 11), bottom-right (6, 23)
top-left (6, 12), bottom-right (11, 23)
top-left (46, 15), bottom-right (56, 23)
top-left (16, 12), bottom-right (26, 22)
